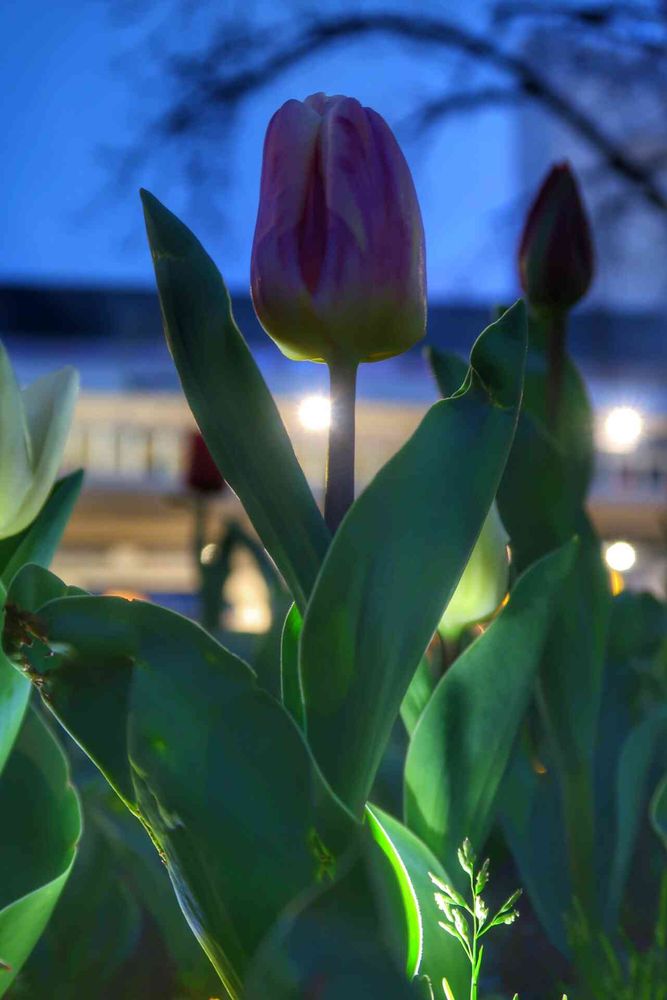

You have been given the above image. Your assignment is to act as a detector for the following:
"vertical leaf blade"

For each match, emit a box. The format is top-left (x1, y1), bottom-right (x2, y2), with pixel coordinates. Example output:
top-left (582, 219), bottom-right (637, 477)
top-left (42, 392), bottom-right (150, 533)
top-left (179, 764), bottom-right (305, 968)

top-left (141, 190), bottom-right (329, 612)
top-left (300, 303), bottom-right (527, 816)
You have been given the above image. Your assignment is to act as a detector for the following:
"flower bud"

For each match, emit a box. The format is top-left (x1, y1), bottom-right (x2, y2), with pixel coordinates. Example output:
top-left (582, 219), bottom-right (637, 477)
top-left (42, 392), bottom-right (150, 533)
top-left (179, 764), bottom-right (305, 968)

top-left (0, 343), bottom-right (78, 540)
top-left (438, 502), bottom-right (509, 638)
top-left (251, 93), bottom-right (426, 364)
top-left (185, 431), bottom-right (225, 494)
top-left (518, 162), bottom-right (594, 311)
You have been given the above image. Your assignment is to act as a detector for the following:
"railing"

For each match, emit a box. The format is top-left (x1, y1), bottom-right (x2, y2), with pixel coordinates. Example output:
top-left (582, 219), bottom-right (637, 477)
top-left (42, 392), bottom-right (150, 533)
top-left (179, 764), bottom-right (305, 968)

top-left (64, 393), bottom-right (667, 503)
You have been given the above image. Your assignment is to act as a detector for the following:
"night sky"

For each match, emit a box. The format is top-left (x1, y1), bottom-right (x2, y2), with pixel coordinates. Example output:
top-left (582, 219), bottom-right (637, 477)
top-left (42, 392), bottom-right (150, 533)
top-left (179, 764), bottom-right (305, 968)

top-left (2, 0), bottom-right (521, 299)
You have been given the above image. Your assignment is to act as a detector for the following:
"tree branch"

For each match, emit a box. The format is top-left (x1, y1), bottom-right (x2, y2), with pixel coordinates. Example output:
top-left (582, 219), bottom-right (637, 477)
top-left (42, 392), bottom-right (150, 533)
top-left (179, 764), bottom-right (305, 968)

top-left (152, 10), bottom-right (667, 213)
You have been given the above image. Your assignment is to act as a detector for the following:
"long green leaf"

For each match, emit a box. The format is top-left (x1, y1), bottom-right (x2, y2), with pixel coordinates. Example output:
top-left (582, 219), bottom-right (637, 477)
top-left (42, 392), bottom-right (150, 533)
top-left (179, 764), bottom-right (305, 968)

top-left (368, 805), bottom-right (470, 1000)
top-left (651, 773), bottom-right (667, 852)
top-left (0, 470), bottom-right (83, 588)
top-left (17, 772), bottom-right (220, 998)
top-left (400, 656), bottom-right (437, 739)
top-left (365, 805), bottom-right (422, 979)
top-left (244, 834), bottom-right (418, 999)
top-left (405, 541), bottom-right (576, 860)
top-left (605, 710), bottom-right (667, 926)
top-left (300, 302), bottom-right (527, 816)
top-left (0, 710), bottom-right (81, 997)
top-left (141, 191), bottom-right (329, 612)
top-left (2, 570), bottom-right (359, 994)
top-left (498, 745), bottom-right (571, 955)
top-left (281, 603), bottom-right (304, 728)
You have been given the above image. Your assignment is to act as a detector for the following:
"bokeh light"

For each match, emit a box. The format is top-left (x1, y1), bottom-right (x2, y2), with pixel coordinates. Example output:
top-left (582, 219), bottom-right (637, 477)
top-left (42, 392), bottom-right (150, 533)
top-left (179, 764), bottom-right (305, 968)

top-left (298, 395), bottom-right (331, 431)
top-left (603, 406), bottom-right (643, 453)
top-left (604, 540), bottom-right (637, 573)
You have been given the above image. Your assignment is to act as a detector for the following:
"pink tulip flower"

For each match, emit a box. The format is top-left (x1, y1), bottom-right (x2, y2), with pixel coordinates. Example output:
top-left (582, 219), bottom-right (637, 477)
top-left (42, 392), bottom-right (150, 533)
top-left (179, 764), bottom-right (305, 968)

top-left (251, 93), bottom-right (426, 364)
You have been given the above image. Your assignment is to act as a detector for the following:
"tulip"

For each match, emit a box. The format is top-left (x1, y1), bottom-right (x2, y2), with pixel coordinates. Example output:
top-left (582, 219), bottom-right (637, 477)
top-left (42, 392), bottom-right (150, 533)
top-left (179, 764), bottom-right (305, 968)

top-left (0, 343), bottom-right (78, 540)
top-left (438, 502), bottom-right (510, 638)
top-left (518, 162), bottom-right (594, 312)
top-left (185, 430), bottom-right (225, 494)
top-left (250, 92), bottom-right (426, 366)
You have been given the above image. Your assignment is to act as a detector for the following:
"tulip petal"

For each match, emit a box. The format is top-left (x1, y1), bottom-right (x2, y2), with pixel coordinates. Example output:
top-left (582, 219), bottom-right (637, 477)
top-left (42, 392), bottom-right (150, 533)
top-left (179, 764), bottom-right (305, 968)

top-left (10, 367), bottom-right (79, 537)
top-left (0, 344), bottom-right (32, 538)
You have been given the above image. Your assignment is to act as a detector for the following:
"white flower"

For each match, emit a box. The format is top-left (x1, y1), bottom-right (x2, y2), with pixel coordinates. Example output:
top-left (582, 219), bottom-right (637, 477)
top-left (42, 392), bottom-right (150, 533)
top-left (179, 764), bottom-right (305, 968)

top-left (0, 343), bottom-right (78, 540)
top-left (438, 501), bottom-right (510, 637)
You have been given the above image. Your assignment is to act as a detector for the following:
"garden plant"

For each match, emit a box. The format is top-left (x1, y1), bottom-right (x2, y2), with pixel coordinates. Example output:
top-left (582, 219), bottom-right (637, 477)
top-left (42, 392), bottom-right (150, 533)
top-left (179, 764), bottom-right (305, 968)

top-left (0, 92), bottom-right (665, 999)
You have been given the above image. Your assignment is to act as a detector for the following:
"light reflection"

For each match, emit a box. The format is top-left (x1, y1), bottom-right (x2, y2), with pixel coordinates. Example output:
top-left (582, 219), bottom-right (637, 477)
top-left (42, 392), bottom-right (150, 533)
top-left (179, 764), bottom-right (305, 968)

top-left (603, 406), bottom-right (643, 453)
top-left (298, 395), bottom-right (331, 431)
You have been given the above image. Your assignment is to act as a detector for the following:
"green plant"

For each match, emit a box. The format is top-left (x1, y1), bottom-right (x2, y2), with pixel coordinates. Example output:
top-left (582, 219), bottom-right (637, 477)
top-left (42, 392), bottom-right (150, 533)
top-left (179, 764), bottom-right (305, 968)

top-left (0, 344), bottom-right (83, 996)
top-left (1, 100), bottom-right (663, 998)
top-left (430, 839), bottom-right (520, 1000)
top-left (0, 182), bottom-right (576, 995)
top-left (567, 871), bottom-right (667, 1000)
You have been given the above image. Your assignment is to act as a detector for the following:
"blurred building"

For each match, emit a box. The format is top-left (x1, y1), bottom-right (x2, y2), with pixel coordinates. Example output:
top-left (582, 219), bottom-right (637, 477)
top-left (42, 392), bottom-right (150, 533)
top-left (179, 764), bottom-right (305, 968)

top-left (1, 283), bottom-right (665, 628)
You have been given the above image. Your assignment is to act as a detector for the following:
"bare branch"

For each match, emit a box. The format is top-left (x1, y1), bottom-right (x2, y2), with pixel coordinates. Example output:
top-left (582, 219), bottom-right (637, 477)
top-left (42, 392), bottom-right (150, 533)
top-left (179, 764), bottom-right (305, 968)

top-left (403, 87), bottom-right (524, 133)
top-left (152, 11), bottom-right (667, 212)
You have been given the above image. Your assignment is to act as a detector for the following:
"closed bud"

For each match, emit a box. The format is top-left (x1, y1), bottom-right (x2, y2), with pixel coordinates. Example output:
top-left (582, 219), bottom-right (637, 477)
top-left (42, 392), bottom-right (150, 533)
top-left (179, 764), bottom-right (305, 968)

top-left (439, 502), bottom-right (510, 637)
top-left (185, 431), bottom-right (225, 494)
top-left (518, 162), bottom-right (594, 311)
top-left (251, 93), bottom-right (426, 364)
top-left (0, 343), bottom-right (78, 540)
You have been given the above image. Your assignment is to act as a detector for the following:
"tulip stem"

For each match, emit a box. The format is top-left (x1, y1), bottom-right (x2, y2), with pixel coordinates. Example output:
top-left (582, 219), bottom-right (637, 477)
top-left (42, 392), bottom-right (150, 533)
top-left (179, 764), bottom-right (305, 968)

top-left (325, 357), bottom-right (358, 534)
top-left (546, 309), bottom-right (567, 434)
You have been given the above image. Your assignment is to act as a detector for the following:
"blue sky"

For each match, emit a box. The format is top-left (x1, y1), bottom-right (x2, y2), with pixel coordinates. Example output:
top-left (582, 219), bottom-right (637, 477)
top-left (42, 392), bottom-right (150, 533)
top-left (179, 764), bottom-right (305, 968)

top-left (1, 0), bottom-right (526, 300)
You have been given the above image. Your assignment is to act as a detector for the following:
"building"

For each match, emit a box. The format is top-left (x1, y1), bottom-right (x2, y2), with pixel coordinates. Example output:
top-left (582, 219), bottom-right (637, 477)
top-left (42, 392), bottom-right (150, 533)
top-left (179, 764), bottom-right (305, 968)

top-left (1, 283), bottom-right (665, 630)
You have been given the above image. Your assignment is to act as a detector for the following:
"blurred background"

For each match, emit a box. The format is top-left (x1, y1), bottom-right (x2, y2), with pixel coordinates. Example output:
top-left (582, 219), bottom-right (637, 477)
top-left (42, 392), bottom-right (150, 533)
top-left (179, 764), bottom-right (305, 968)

top-left (2, 0), bottom-right (666, 636)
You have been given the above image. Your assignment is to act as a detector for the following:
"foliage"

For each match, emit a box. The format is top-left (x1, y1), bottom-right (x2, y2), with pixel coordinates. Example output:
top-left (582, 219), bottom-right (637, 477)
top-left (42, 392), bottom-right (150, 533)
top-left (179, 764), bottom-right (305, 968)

top-left (0, 455), bottom-right (84, 994)
top-left (0, 124), bottom-right (665, 1000)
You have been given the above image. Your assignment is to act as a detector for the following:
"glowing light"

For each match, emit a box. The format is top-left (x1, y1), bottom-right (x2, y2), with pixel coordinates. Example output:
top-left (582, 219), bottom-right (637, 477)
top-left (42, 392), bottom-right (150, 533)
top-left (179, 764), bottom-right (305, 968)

top-left (609, 569), bottom-right (625, 596)
top-left (604, 541), bottom-right (636, 573)
top-left (298, 395), bottom-right (331, 431)
top-left (200, 543), bottom-right (217, 565)
top-left (102, 588), bottom-right (148, 602)
top-left (603, 406), bottom-right (643, 453)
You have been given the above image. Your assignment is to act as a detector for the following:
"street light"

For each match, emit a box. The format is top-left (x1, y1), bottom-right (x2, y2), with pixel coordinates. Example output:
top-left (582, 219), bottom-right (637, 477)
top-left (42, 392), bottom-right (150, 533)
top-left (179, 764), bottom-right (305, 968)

top-left (604, 540), bottom-right (637, 573)
top-left (603, 406), bottom-right (643, 453)
top-left (298, 394), bottom-right (331, 431)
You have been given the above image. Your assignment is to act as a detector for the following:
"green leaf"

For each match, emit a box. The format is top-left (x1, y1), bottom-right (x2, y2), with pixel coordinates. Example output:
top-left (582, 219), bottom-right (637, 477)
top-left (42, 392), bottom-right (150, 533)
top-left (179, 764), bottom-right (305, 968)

top-left (523, 310), bottom-right (594, 504)
top-left (16, 772), bottom-right (220, 999)
top-left (537, 523), bottom-right (610, 774)
top-left (0, 710), bottom-right (81, 997)
top-left (0, 580), bottom-right (30, 778)
top-left (300, 302), bottom-right (527, 816)
top-left (365, 805), bottom-right (422, 979)
top-left (651, 772), bottom-right (667, 852)
top-left (140, 190), bottom-right (329, 613)
top-left (281, 603), bottom-right (304, 728)
top-left (404, 541), bottom-right (576, 860)
top-left (607, 590), bottom-right (667, 663)
top-left (244, 836), bottom-right (418, 1000)
top-left (425, 347), bottom-right (468, 399)
top-left (2, 577), bottom-right (359, 993)
top-left (0, 471), bottom-right (83, 588)
top-left (368, 806), bottom-right (470, 1000)
top-left (498, 746), bottom-right (571, 955)
top-left (400, 656), bottom-right (437, 738)
top-left (605, 710), bottom-right (667, 926)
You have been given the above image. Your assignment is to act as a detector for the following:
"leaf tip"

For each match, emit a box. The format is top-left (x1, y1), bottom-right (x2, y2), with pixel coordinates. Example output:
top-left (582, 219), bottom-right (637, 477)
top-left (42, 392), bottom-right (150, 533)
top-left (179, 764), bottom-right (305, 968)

top-left (470, 298), bottom-right (527, 409)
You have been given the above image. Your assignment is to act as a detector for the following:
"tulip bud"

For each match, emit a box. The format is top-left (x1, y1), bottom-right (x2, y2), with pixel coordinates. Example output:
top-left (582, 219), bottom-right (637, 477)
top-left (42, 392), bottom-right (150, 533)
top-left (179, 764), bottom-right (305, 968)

top-left (251, 93), bottom-right (426, 364)
top-left (0, 343), bottom-right (78, 540)
top-left (185, 431), bottom-right (225, 494)
top-left (438, 502), bottom-right (509, 638)
top-left (518, 162), bottom-right (594, 311)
